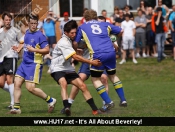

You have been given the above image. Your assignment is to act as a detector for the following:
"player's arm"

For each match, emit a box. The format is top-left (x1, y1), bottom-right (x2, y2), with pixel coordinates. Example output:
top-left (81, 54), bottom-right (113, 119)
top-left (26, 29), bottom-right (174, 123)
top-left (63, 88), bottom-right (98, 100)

top-left (27, 45), bottom-right (49, 55)
top-left (73, 27), bottom-right (83, 51)
top-left (72, 54), bottom-right (101, 67)
top-left (110, 24), bottom-right (122, 35)
top-left (169, 14), bottom-right (174, 31)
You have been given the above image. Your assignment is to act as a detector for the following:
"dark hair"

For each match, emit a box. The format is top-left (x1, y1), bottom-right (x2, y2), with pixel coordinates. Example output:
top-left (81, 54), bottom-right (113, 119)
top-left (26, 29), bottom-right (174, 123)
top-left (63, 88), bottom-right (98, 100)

top-left (97, 16), bottom-right (106, 22)
top-left (101, 10), bottom-right (107, 13)
top-left (64, 20), bottom-right (78, 33)
top-left (28, 14), bottom-right (39, 22)
top-left (138, 9), bottom-right (143, 13)
top-left (125, 13), bottom-right (130, 18)
top-left (2, 12), bottom-right (12, 20)
top-left (140, 0), bottom-right (145, 8)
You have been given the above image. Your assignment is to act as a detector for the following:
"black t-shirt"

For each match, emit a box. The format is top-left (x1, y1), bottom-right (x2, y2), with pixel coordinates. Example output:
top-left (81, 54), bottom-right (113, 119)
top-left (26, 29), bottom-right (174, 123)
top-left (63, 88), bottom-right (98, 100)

top-left (115, 17), bottom-right (125, 23)
top-left (154, 16), bottom-right (164, 34)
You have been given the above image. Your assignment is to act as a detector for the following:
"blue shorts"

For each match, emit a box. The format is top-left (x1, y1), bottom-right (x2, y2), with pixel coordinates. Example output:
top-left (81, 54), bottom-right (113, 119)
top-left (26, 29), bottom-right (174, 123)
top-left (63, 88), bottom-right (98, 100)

top-left (78, 62), bottom-right (108, 79)
top-left (90, 52), bottom-right (116, 72)
top-left (15, 62), bottom-right (43, 84)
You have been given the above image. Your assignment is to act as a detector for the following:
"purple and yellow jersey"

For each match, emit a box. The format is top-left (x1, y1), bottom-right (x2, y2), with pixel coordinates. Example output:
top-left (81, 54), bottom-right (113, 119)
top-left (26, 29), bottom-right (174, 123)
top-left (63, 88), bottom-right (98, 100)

top-left (23, 29), bottom-right (48, 64)
top-left (75, 20), bottom-right (122, 54)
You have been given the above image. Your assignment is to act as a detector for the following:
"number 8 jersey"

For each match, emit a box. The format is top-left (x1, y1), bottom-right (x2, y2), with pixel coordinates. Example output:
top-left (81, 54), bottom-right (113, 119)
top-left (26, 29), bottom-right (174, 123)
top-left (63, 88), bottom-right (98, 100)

top-left (75, 20), bottom-right (122, 54)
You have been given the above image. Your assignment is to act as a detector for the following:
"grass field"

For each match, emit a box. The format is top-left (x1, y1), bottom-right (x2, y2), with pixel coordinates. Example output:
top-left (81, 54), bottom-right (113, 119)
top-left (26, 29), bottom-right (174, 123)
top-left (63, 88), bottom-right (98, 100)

top-left (1, 57), bottom-right (175, 132)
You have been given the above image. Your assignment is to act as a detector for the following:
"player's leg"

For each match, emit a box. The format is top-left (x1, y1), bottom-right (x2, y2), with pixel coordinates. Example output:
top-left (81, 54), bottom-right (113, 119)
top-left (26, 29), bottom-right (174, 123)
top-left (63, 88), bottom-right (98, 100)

top-left (100, 71), bottom-right (109, 107)
top-left (25, 81), bottom-right (56, 113)
top-left (51, 71), bottom-right (70, 115)
top-left (3, 58), bottom-right (17, 108)
top-left (10, 76), bottom-right (24, 114)
top-left (70, 75), bottom-right (102, 115)
top-left (107, 73), bottom-right (127, 107)
top-left (61, 63), bottom-right (91, 114)
top-left (103, 51), bottom-right (127, 107)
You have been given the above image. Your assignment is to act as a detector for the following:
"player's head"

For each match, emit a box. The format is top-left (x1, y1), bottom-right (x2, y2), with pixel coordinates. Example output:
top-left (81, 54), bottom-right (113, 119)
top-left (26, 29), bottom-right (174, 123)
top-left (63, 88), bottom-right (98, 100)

top-left (97, 16), bottom-right (106, 22)
top-left (28, 14), bottom-right (39, 32)
top-left (64, 20), bottom-right (78, 40)
top-left (84, 9), bottom-right (97, 22)
top-left (2, 12), bottom-right (12, 28)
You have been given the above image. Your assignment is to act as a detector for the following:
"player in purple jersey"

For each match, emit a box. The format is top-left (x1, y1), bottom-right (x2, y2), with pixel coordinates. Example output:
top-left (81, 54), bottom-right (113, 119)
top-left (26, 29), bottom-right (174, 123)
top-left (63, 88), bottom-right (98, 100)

top-left (74, 10), bottom-right (127, 111)
top-left (10, 14), bottom-right (56, 114)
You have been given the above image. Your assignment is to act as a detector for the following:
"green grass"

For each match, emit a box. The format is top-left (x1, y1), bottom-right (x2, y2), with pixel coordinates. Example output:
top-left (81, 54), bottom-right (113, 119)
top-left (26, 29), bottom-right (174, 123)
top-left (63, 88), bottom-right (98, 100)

top-left (1, 57), bottom-right (175, 132)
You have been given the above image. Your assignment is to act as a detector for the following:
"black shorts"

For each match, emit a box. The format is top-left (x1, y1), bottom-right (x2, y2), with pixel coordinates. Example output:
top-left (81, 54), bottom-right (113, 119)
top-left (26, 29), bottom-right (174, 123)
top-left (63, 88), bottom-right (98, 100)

top-left (51, 71), bottom-right (79, 84)
top-left (48, 36), bottom-right (56, 46)
top-left (0, 58), bottom-right (17, 76)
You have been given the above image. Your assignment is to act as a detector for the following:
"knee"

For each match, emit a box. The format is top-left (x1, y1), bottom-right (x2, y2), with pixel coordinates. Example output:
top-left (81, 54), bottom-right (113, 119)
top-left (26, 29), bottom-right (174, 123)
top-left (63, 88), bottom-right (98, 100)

top-left (101, 75), bottom-right (108, 84)
top-left (26, 87), bottom-right (35, 93)
top-left (59, 79), bottom-right (67, 89)
top-left (79, 83), bottom-right (87, 92)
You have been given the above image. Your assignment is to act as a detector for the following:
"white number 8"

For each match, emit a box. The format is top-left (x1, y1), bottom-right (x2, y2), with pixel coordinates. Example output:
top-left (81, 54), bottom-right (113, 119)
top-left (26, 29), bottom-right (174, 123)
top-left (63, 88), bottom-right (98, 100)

top-left (91, 24), bottom-right (102, 34)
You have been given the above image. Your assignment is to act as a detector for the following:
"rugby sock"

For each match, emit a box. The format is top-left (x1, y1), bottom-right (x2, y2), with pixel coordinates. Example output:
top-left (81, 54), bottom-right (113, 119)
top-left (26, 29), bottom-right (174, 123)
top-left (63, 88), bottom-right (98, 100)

top-left (102, 101), bottom-right (106, 105)
top-left (9, 84), bottom-right (14, 105)
top-left (14, 103), bottom-right (20, 110)
top-left (68, 98), bottom-right (74, 108)
top-left (113, 81), bottom-right (126, 102)
top-left (63, 100), bottom-right (69, 108)
top-left (45, 95), bottom-right (53, 103)
top-left (96, 85), bottom-right (111, 104)
top-left (86, 98), bottom-right (98, 111)
top-left (3, 83), bottom-right (9, 92)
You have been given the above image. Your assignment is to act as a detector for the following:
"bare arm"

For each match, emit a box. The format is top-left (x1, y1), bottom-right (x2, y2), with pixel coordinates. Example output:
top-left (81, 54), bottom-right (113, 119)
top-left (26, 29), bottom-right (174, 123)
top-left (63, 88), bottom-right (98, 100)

top-left (155, 14), bottom-right (161, 26)
top-left (27, 45), bottom-right (49, 55)
top-left (73, 41), bottom-right (78, 51)
top-left (133, 28), bottom-right (136, 36)
top-left (72, 54), bottom-right (101, 66)
top-left (169, 21), bottom-right (174, 31)
top-left (165, 5), bottom-right (170, 18)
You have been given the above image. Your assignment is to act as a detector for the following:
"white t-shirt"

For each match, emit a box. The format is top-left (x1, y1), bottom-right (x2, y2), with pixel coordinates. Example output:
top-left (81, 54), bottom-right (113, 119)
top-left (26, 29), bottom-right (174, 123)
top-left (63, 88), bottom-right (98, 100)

top-left (121, 20), bottom-right (136, 37)
top-left (50, 34), bottom-right (76, 73)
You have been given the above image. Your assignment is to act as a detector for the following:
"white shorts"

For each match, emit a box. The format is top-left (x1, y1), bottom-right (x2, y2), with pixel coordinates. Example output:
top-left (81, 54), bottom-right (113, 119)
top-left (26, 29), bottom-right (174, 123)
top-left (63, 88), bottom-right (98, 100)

top-left (122, 36), bottom-right (135, 50)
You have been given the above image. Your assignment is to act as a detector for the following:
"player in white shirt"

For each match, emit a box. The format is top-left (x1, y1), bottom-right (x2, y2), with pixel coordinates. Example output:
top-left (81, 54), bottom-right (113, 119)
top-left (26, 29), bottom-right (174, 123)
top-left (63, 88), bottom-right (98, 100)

top-left (50, 20), bottom-right (103, 116)
top-left (119, 14), bottom-right (137, 64)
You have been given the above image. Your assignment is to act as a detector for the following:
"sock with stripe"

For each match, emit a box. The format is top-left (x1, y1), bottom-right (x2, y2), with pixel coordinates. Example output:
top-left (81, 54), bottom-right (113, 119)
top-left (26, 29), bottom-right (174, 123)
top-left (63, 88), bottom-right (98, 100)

top-left (96, 85), bottom-right (111, 104)
top-left (113, 81), bottom-right (126, 102)
top-left (14, 103), bottom-right (20, 110)
top-left (45, 95), bottom-right (53, 103)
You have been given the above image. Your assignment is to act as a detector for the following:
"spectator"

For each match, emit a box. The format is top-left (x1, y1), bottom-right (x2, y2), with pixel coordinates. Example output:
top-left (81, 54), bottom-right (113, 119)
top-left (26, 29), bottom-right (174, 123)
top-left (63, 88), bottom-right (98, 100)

top-left (124, 5), bottom-right (134, 20)
top-left (137, 0), bottom-right (147, 15)
top-left (80, 8), bottom-right (88, 25)
top-left (10, 12), bottom-right (14, 26)
top-left (169, 5), bottom-right (175, 61)
top-left (37, 20), bottom-right (43, 31)
top-left (135, 9), bottom-right (147, 58)
top-left (154, 0), bottom-right (170, 19)
top-left (0, 14), bottom-right (3, 28)
top-left (101, 9), bottom-right (112, 23)
top-left (146, 7), bottom-right (157, 57)
top-left (43, 10), bottom-right (57, 49)
top-left (119, 14), bottom-right (137, 64)
top-left (153, 7), bottom-right (167, 62)
top-left (60, 12), bottom-right (70, 35)
top-left (115, 9), bottom-right (125, 27)
top-left (115, 9), bottom-right (125, 57)
top-left (110, 6), bottom-right (119, 24)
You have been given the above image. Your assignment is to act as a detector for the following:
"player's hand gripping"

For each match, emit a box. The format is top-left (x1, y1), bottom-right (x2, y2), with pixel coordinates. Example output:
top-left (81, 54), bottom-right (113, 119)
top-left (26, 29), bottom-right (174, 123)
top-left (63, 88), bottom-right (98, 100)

top-left (27, 45), bottom-right (36, 52)
top-left (90, 59), bottom-right (102, 67)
